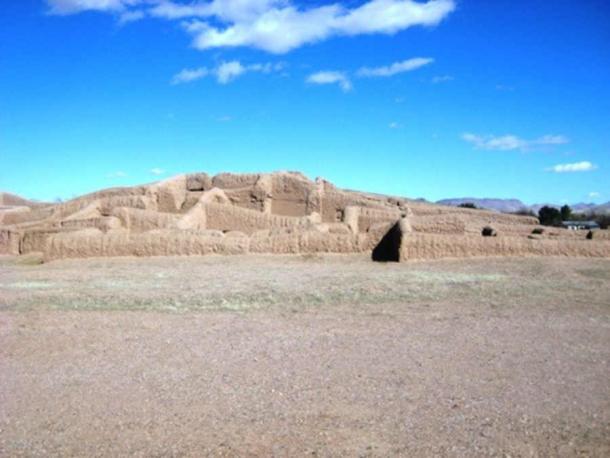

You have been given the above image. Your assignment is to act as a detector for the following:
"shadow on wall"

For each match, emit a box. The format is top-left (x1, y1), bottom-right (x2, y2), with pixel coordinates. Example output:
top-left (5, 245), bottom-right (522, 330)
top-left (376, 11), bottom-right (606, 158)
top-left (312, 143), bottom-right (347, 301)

top-left (372, 222), bottom-right (402, 262)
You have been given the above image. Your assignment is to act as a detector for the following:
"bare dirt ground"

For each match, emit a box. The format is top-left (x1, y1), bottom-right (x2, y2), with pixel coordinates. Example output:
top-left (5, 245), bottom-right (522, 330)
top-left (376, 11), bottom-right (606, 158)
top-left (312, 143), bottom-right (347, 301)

top-left (1, 254), bottom-right (609, 456)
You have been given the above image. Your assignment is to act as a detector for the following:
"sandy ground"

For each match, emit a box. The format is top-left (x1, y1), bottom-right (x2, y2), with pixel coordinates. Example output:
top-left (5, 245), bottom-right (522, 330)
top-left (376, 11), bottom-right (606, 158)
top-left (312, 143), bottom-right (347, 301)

top-left (1, 254), bottom-right (609, 456)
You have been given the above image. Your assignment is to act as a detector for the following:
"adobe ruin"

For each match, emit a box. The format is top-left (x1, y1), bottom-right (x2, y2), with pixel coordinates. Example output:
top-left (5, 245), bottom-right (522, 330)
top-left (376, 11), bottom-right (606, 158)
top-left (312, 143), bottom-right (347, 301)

top-left (1, 171), bottom-right (609, 261)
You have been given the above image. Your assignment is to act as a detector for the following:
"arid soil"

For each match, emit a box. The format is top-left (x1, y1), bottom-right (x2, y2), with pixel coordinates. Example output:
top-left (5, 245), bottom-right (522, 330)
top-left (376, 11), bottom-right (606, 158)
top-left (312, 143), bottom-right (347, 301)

top-left (1, 255), bottom-right (609, 456)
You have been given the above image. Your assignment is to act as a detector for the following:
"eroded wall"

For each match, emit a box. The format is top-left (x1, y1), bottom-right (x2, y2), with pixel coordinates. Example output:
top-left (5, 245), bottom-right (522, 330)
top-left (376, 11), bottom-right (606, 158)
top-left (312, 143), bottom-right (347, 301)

top-left (2, 170), bottom-right (605, 262)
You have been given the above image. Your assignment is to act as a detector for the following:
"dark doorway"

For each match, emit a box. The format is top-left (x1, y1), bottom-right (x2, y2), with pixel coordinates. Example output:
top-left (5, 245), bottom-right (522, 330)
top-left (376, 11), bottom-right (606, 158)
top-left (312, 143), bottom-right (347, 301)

top-left (372, 222), bottom-right (402, 262)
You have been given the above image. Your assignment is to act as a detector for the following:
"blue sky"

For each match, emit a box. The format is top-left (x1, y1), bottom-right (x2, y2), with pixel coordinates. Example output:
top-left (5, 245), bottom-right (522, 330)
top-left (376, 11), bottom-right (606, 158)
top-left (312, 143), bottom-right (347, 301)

top-left (1, 0), bottom-right (609, 204)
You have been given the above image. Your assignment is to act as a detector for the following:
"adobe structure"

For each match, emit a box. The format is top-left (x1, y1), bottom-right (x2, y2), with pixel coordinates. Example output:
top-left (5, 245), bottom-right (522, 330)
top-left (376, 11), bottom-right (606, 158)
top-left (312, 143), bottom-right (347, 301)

top-left (1, 171), bottom-right (609, 261)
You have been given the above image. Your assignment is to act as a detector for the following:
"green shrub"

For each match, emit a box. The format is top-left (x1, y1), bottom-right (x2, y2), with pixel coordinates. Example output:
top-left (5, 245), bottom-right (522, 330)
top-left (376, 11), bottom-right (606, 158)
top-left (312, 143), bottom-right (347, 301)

top-left (538, 206), bottom-right (561, 226)
top-left (458, 202), bottom-right (478, 209)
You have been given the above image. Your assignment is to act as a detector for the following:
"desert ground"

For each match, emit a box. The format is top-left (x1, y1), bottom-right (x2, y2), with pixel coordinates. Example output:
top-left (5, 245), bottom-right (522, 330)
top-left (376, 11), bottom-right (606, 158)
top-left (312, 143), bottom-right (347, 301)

top-left (1, 254), bottom-right (609, 456)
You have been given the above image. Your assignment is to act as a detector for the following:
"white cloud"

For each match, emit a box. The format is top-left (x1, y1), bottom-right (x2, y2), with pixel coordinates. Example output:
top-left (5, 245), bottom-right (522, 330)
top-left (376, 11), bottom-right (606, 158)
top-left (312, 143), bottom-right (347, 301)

top-left (462, 133), bottom-right (569, 151)
top-left (171, 67), bottom-right (209, 85)
top-left (181, 5), bottom-right (344, 54)
top-left (547, 161), bottom-right (598, 173)
top-left (216, 61), bottom-right (246, 84)
top-left (339, 0), bottom-right (454, 34)
top-left (462, 133), bottom-right (526, 151)
top-left (150, 168), bottom-right (165, 176)
top-left (46, 0), bottom-right (136, 15)
top-left (535, 134), bottom-right (569, 145)
top-left (306, 57), bottom-right (433, 91)
top-left (55, 0), bottom-right (454, 54)
top-left (150, 0), bottom-right (455, 54)
top-left (389, 122), bottom-right (401, 129)
top-left (306, 71), bottom-right (352, 92)
top-left (357, 57), bottom-right (433, 77)
top-left (106, 171), bottom-right (127, 178)
top-left (247, 62), bottom-right (285, 73)
top-left (172, 61), bottom-right (283, 85)
top-left (147, 1), bottom-right (206, 20)
top-left (149, 0), bottom-right (281, 21)
top-left (118, 9), bottom-right (145, 24)
top-left (431, 75), bottom-right (453, 83)
top-left (589, 191), bottom-right (600, 198)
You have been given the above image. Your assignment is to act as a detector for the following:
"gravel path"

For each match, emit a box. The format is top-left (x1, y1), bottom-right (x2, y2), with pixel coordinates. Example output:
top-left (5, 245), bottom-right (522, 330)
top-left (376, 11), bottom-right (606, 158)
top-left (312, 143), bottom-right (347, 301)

top-left (1, 256), bottom-right (609, 456)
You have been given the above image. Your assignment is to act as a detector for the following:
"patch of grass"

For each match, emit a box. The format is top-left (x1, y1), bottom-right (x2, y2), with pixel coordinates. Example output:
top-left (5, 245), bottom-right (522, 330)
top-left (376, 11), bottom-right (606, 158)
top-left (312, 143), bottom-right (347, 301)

top-left (576, 268), bottom-right (610, 280)
top-left (5, 281), bottom-right (56, 289)
top-left (1, 256), bottom-right (609, 313)
top-left (16, 253), bottom-right (45, 266)
top-left (0, 253), bottom-right (44, 266)
top-left (407, 271), bottom-right (505, 283)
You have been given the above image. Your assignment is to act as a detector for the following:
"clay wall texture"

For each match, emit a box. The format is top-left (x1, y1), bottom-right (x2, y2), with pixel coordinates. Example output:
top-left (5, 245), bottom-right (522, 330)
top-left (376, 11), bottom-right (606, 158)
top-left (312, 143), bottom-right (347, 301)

top-left (1, 171), bottom-right (607, 262)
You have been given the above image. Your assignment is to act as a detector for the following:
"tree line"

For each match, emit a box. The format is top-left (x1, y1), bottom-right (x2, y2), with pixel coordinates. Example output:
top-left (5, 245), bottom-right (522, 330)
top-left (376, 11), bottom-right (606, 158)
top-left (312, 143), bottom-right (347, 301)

top-left (515, 205), bottom-right (609, 228)
top-left (457, 202), bottom-right (608, 229)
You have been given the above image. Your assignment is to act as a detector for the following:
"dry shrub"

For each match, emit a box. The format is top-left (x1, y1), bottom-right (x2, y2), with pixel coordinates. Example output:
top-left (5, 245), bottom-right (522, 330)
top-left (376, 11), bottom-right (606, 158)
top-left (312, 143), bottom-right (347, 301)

top-left (482, 226), bottom-right (497, 237)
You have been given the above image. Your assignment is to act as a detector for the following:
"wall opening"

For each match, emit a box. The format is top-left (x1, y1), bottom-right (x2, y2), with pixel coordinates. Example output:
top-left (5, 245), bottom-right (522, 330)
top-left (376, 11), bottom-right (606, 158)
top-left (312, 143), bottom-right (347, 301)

top-left (372, 222), bottom-right (402, 262)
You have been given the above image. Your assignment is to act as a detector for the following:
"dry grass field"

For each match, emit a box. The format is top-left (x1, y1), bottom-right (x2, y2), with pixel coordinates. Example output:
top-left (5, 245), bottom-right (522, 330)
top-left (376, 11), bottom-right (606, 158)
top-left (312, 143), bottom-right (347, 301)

top-left (1, 254), bottom-right (609, 456)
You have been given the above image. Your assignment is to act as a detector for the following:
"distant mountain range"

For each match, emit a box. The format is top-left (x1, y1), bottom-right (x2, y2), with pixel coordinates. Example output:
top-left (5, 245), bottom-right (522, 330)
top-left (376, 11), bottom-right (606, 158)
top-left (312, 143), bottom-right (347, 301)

top-left (0, 192), bottom-right (49, 209)
top-left (436, 198), bottom-right (610, 215)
